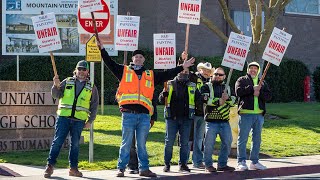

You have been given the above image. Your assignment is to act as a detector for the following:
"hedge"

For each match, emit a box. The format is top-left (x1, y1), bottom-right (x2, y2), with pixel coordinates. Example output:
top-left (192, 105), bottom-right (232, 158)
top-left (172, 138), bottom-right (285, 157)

top-left (0, 51), bottom-right (310, 103)
top-left (312, 66), bottom-right (320, 102)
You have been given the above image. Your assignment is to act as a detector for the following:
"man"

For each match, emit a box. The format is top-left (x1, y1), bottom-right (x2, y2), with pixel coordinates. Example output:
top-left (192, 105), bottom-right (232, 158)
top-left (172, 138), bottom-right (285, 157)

top-left (159, 69), bottom-right (196, 173)
top-left (44, 60), bottom-right (99, 178)
top-left (189, 61), bottom-right (213, 168)
top-left (235, 62), bottom-right (271, 171)
top-left (127, 95), bottom-right (158, 174)
top-left (98, 42), bottom-right (195, 177)
top-left (201, 67), bottom-right (236, 172)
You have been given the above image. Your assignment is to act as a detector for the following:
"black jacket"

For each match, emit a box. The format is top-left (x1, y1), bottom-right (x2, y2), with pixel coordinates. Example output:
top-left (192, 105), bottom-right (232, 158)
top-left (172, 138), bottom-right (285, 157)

top-left (189, 72), bottom-right (209, 116)
top-left (235, 74), bottom-right (271, 115)
top-left (101, 48), bottom-right (183, 114)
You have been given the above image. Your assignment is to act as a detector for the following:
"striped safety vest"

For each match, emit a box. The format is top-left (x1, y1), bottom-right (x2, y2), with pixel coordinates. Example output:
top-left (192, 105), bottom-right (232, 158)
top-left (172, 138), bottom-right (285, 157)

top-left (57, 77), bottom-right (93, 121)
top-left (116, 66), bottom-right (154, 115)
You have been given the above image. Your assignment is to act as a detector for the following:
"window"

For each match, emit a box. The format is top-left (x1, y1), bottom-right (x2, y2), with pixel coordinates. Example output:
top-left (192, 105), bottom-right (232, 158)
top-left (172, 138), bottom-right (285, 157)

top-left (286, 0), bottom-right (320, 16)
top-left (232, 11), bottom-right (265, 37)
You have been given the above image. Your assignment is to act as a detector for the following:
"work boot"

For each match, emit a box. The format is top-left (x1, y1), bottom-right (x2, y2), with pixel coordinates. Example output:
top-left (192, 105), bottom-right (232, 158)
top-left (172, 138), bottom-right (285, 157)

top-left (139, 169), bottom-right (157, 177)
top-left (69, 168), bottom-right (83, 177)
top-left (44, 164), bottom-right (54, 178)
top-left (217, 165), bottom-right (235, 172)
top-left (179, 164), bottom-right (191, 172)
top-left (116, 169), bottom-right (125, 177)
top-left (205, 166), bottom-right (217, 173)
top-left (163, 164), bottom-right (170, 172)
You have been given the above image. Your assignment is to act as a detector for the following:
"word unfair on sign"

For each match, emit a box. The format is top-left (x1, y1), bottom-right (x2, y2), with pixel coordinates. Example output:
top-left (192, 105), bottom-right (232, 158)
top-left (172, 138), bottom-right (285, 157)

top-left (153, 33), bottom-right (176, 69)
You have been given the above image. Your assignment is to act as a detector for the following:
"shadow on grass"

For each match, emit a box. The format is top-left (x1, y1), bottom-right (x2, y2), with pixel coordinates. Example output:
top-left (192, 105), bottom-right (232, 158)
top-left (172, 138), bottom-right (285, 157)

top-left (92, 129), bottom-right (166, 143)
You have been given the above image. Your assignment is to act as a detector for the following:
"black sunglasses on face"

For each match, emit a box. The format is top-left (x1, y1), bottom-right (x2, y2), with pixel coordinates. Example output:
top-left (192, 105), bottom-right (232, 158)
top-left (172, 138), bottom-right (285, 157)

top-left (77, 67), bottom-right (87, 71)
top-left (214, 73), bottom-right (225, 76)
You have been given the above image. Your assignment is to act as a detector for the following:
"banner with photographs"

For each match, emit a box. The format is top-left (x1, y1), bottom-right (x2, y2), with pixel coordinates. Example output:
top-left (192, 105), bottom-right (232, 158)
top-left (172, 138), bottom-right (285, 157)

top-left (2, 0), bottom-right (118, 56)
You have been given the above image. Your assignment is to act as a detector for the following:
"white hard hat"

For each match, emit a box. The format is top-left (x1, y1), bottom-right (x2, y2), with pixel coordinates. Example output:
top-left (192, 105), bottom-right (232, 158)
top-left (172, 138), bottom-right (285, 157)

top-left (197, 62), bottom-right (214, 72)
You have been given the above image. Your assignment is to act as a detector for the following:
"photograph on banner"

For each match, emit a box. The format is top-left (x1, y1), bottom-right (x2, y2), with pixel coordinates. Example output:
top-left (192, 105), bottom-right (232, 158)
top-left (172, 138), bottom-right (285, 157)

top-left (115, 15), bottom-right (140, 51)
top-left (221, 32), bottom-right (252, 71)
top-left (78, 0), bottom-right (103, 13)
top-left (177, 0), bottom-right (202, 25)
top-left (31, 13), bottom-right (62, 53)
top-left (2, 0), bottom-right (118, 56)
top-left (262, 27), bottom-right (292, 66)
top-left (153, 33), bottom-right (176, 69)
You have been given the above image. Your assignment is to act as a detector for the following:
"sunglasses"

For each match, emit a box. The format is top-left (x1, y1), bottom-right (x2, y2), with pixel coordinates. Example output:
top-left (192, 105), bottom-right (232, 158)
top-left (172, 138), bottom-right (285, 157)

top-left (214, 73), bottom-right (225, 76)
top-left (77, 67), bottom-right (87, 71)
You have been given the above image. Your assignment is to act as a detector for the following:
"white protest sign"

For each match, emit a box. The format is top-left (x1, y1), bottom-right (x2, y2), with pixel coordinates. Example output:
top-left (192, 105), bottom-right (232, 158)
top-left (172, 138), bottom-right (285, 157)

top-left (78, 0), bottom-right (103, 13)
top-left (153, 33), bottom-right (176, 69)
top-left (31, 13), bottom-right (62, 53)
top-left (177, 0), bottom-right (202, 25)
top-left (115, 15), bottom-right (140, 51)
top-left (221, 32), bottom-right (252, 71)
top-left (262, 27), bottom-right (292, 66)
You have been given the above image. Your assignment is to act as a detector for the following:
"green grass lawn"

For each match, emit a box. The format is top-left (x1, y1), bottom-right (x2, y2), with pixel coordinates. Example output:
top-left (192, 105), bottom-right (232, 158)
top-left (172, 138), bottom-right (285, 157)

top-left (0, 102), bottom-right (319, 170)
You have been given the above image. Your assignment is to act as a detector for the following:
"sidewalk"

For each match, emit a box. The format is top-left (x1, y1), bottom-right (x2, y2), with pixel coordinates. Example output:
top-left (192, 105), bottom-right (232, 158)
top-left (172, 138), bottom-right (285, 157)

top-left (1, 155), bottom-right (320, 179)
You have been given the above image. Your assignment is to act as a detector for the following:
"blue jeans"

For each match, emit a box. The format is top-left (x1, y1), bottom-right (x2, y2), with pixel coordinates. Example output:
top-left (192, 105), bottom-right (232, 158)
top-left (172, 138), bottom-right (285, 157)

top-left (192, 115), bottom-right (205, 166)
top-left (117, 112), bottom-right (150, 171)
top-left (47, 116), bottom-right (85, 168)
top-left (164, 117), bottom-right (193, 165)
top-left (237, 114), bottom-right (264, 164)
top-left (204, 121), bottom-right (232, 168)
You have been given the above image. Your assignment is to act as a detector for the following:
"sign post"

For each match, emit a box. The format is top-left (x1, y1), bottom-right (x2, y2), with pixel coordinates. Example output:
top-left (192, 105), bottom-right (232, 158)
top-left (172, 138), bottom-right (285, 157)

top-left (260, 27), bottom-right (292, 86)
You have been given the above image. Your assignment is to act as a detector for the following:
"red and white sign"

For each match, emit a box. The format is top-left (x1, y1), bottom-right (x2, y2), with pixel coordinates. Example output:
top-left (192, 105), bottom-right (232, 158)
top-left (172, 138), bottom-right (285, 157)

top-left (115, 15), bottom-right (140, 51)
top-left (262, 27), bottom-right (292, 66)
top-left (221, 32), bottom-right (252, 71)
top-left (78, 0), bottom-right (103, 13)
top-left (31, 13), bottom-right (62, 53)
top-left (78, 0), bottom-right (110, 34)
top-left (177, 0), bottom-right (202, 25)
top-left (153, 33), bottom-right (176, 69)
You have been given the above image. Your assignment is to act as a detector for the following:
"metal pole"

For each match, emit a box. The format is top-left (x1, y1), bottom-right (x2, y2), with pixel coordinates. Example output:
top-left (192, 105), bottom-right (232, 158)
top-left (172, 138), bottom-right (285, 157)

top-left (17, 55), bottom-right (19, 81)
top-left (101, 62), bottom-right (104, 115)
top-left (89, 62), bottom-right (94, 163)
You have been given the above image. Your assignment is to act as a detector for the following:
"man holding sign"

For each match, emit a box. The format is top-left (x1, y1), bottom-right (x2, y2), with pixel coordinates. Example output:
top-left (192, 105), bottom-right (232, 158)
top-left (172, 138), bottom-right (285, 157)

top-left (98, 42), bottom-right (195, 177)
top-left (235, 62), bottom-right (271, 171)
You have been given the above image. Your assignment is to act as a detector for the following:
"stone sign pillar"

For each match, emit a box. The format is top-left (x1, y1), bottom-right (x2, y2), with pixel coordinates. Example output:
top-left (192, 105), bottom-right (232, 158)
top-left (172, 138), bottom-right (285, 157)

top-left (0, 81), bottom-right (68, 152)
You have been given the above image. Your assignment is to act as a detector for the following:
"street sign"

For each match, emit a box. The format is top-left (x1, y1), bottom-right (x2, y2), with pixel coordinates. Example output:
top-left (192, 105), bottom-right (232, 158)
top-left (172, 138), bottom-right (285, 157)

top-left (86, 35), bottom-right (101, 62)
top-left (78, 0), bottom-right (110, 34)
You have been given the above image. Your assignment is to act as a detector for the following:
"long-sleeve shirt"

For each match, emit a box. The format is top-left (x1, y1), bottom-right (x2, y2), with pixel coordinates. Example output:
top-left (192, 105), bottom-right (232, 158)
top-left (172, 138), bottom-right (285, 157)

top-left (51, 77), bottom-right (99, 123)
top-left (101, 48), bottom-right (183, 114)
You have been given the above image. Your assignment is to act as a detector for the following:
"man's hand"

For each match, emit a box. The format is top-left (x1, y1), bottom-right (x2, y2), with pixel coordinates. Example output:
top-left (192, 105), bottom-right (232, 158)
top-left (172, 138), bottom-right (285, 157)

top-left (150, 120), bottom-right (155, 129)
top-left (254, 90), bottom-right (260, 97)
top-left (221, 92), bottom-right (229, 101)
top-left (253, 85), bottom-right (261, 91)
top-left (96, 40), bottom-right (103, 50)
top-left (84, 122), bottom-right (91, 129)
top-left (53, 75), bottom-right (60, 88)
top-left (181, 51), bottom-right (188, 60)
top-left (182, 57), bottom-right (195, 70)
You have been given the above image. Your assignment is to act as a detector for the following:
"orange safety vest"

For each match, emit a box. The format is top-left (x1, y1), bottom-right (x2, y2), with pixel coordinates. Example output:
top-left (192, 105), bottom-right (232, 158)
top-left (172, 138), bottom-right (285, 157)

top-left (116, 66), bottom-right (155, 115)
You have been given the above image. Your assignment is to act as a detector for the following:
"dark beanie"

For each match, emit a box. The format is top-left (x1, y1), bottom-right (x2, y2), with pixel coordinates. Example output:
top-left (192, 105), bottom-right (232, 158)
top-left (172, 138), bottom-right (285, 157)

top-left (132, 49), bottom-right (145, 57)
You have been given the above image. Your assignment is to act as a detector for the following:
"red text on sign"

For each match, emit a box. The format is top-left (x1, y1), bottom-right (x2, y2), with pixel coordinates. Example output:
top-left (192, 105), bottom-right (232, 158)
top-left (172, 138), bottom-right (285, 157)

top-left (227, 46), bottom-right (246, 58)
top-left (36, 27), bottom-right (58, 39)
top-left (269, 40), bottom-right (285, 53)
top-left (85, 20), bottom-right (104, 27)
top-left (180, 3), bottom-right (200, 12)
top-left (117, 29), bottom-right (137, 38)
top-left (155, 47), bottom-right (174, 55)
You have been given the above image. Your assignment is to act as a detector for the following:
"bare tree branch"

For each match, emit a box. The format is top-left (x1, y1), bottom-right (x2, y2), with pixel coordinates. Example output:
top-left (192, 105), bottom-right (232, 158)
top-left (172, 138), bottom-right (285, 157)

top-left (218, 0), bottom-right (241, 33)
top-left (200, 13), bottom-right (228, 44)
top-left (281, 0), bottom-right (292, 10)
top-left (248, 0), bottom-right (257, 42)
top-left (269, 0), bottom-right (277, 7)
top-left (260, 0), bottom-right (270, 18)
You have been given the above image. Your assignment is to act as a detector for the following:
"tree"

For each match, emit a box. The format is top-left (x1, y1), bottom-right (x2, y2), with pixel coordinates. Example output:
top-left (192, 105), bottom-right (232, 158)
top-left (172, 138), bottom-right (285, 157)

top-left (200, 0), bottom-right (292, 65)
